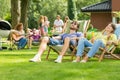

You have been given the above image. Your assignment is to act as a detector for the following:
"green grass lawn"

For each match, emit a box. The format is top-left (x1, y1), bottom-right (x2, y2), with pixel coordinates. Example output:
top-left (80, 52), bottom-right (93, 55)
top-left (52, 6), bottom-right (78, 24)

top-left (0, 47), bottom-right (120, 80)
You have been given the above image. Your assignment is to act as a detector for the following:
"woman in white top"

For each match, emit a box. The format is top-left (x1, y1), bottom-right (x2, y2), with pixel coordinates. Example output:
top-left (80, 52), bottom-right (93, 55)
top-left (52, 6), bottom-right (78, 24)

top-left (53, 15), bottom-right (64, 35)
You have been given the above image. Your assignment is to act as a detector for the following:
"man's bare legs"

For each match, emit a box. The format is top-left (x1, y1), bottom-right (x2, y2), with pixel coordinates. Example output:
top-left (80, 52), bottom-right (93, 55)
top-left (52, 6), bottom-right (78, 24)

top-left (29, 37), bottom-right (49, 62)
top-left (55, 37), bottom-right (70, 63)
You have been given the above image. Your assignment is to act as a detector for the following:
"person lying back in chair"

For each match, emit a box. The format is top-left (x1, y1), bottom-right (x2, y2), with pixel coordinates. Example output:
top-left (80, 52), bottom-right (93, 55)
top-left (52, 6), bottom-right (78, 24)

top-left (29, 21), bottom-right (84, 62)
top-left (73, 23), bottom-right (117, 63)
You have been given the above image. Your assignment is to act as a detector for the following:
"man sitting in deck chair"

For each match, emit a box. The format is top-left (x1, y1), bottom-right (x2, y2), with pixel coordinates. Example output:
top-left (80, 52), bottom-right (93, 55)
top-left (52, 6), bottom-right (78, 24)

top-left (29, 21), bottom-right (84, 62)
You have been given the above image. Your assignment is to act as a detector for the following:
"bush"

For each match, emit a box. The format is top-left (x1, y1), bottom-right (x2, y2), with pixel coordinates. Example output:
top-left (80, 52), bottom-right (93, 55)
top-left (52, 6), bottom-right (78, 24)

top-left (3, 13), bottom-right (11, 23)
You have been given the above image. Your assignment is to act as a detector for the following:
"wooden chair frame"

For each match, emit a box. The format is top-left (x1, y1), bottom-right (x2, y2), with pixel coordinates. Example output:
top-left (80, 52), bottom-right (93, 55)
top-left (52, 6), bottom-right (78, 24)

top-left (46, 20), bottom-right (91, 60)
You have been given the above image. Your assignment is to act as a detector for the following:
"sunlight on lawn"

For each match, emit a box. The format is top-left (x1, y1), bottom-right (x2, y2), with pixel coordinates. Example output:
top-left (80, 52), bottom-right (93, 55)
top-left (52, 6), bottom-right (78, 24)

top-left (0, 48), bottom-right (120, 80)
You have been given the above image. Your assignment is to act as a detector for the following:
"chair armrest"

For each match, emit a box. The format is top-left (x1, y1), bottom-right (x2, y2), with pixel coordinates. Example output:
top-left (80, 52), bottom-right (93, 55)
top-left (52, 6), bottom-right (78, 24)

top-left (111, 42), bottom-right (118, 46)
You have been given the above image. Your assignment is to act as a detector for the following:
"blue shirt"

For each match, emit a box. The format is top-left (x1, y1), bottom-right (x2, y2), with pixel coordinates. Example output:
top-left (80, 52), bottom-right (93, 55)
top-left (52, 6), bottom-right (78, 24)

top-left (60, 32), bottom-right (83, 40)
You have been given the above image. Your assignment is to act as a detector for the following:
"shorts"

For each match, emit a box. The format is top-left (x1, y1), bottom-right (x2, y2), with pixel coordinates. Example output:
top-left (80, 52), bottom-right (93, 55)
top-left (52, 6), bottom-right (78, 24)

top-left (48, 38), bottom-right (63, 46)
top-left (69, 40), bottom-right (77, 46)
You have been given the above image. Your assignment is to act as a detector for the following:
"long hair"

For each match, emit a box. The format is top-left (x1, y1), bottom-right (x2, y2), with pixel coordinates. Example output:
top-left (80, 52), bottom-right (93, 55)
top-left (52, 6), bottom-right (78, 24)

top-left (102, 23), bottom-right (116, 34)
top-left (14, 23), bottom-right (23, 31)
top-left (71, 21), bottom-right (79, 32)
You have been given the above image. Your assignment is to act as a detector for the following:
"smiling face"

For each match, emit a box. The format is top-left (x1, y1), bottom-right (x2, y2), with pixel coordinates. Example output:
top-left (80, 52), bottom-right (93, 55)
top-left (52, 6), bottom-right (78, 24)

top-left (105, 23), bottom-right (115, 33)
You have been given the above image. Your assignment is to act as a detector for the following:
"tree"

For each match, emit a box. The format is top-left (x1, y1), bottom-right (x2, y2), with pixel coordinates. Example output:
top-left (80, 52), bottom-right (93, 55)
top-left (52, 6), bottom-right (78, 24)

top-left (20, 0), bottom-right (29, 32)
top-left (0, 0), bottom-right (10, 19)
top-left (11, 0), bottom-right (20, 28)
top-left (68, 0), bottom-right (77, 20)
top-left (28, 0), bottom-right (67, 29)
top-left (68, 0), bottom-right (74, 20)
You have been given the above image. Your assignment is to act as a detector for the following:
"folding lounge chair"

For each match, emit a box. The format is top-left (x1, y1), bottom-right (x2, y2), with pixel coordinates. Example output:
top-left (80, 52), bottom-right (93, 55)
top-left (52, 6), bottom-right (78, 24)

top-left (83, 24), bottom-right (120, 62)
top-left (98, 24), bottom-right (120, 62)
top-left (46, 20), bottom-right (91, 60)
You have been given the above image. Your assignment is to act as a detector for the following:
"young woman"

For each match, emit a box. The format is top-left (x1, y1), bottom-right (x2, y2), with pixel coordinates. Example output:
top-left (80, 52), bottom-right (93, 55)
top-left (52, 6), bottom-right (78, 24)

top-left (44, 16), bottom-right (50, 36)
top-left (11, 23), bottom-right (27, 49)
top-left (38, 15), bottom-right (45, 36)
top-left (73, 23), bottom-right (117, 63)
top-left (62, 16), bottom-right (70, 33)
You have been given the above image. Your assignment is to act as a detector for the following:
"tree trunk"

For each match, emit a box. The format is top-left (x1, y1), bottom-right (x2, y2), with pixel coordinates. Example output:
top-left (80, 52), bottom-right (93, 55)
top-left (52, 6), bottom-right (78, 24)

top-left (68, 0), bottom-right (74, 20)
top-left (11, 0), bottom-right (20, 29)
top-left (20, 0), bottom-right (29, 32)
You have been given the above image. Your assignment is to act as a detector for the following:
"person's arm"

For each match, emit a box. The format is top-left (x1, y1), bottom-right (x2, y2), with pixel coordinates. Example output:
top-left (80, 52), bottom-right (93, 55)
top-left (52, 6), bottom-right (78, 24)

top-left (75, 32), bottom-right (85, 40)
top-left (107, 34), bottom-right (118, 45)
top-left (12, 33), bottom-right (24, 41)
top-left (52, 36), bottom-right (61, 40)
top-left (53, 20), bottom-right (57, 28)
top-left (60, 20), bottom-right (64, 28)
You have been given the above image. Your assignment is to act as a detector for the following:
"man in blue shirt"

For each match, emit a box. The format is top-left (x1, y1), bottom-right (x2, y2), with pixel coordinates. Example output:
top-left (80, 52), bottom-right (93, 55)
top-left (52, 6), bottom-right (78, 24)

top-left (29, 21), bottom-right (84, 63)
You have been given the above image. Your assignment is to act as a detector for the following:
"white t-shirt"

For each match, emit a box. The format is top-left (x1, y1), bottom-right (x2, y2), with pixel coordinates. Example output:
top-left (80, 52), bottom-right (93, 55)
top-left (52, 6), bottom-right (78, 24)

top-left (54, 19), bottom-right (64, 27)
top-left (54, 19), bottom-right (64, 32)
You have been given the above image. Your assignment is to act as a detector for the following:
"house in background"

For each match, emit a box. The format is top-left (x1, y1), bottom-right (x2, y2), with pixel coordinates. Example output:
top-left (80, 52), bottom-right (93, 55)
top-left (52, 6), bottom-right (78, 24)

top-left (81, 0), bottom-right (120, 30)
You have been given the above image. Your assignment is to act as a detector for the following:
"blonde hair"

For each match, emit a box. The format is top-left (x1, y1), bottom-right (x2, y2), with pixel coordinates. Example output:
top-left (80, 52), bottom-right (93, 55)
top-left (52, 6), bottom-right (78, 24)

top-left (38, 15), bottom-right (44, 24)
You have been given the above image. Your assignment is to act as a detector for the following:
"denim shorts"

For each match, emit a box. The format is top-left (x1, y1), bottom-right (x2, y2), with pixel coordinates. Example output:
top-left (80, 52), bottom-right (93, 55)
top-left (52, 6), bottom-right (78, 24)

top-left (48, 38), bottom-right (63, 46)
top-left (69, 40), bottom-right (77, 46)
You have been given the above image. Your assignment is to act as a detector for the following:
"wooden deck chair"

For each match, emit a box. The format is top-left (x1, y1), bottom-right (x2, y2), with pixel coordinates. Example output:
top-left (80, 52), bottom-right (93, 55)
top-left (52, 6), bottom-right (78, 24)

top-left (46, 20), bottom-right (91, 60)
top-left (8, 30), bottom-right (19, 50)
top-left (83, 24), bottom-right (120, 62)
top-left (98, 24), bottom-right (120, 62)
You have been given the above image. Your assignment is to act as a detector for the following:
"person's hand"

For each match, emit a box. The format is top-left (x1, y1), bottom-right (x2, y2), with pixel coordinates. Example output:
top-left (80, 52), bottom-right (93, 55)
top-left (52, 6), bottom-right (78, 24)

top-left (106, 41), bottom-right (112, 45)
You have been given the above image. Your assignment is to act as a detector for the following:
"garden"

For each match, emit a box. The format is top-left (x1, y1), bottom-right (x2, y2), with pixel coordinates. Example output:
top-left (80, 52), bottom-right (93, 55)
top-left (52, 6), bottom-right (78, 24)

top-left (0, 47), bottom-right (120, 80)
top-left (1, 0), bottom-right (120, 80)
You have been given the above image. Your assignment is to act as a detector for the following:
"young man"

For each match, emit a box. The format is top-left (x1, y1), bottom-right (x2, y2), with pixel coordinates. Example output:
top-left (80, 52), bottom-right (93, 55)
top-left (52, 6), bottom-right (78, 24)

top-left (29, 21), bottom-right (84, 62)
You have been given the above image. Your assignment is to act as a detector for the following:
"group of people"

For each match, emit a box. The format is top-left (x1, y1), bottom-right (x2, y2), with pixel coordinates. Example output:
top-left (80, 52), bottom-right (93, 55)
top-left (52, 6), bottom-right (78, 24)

top-left (29, 18), bottom-right (118, 63)
top-left (10, 15), bottom-right (70, 50)
top-left (10, 15), bottom-right (118, 63)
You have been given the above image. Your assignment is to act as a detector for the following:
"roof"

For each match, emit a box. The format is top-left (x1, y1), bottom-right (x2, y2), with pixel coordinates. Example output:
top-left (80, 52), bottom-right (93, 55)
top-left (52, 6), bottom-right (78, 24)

top-left (81, 0), bottom-right (111, 12)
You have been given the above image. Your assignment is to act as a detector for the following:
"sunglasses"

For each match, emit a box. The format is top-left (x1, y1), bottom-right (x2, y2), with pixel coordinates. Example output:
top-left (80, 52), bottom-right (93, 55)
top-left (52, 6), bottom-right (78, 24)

top-left (71, 22), bottom-right (77, 25)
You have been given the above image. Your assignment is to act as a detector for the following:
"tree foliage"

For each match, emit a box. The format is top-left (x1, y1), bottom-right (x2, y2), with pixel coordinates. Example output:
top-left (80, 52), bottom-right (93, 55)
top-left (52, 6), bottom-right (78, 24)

top-left (28, 0), bottom-right (67, 29)
top-left (76, 0), bottom-right (103, 20)
top-left (0, 0), bottom-right (10, 19)
top-left (1, 0), bottom-right (105, 29)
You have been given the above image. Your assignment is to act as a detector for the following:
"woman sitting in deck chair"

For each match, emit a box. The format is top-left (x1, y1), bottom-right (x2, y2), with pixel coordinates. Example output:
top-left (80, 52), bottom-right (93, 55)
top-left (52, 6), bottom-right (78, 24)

top-left (73, 23), bottom-right (117, 63)
top-left (29, 21), bottom-right (84, 62)
top-left (27, 28), bottom-right (41, 49)
top-left (10, 23), bottom-right (27, 49)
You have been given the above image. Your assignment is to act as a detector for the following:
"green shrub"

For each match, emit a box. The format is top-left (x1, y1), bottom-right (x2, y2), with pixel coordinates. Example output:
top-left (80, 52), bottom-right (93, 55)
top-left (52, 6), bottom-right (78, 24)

top-left (3, 13), bottom-right (11, 23)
